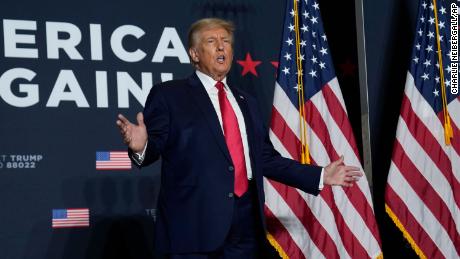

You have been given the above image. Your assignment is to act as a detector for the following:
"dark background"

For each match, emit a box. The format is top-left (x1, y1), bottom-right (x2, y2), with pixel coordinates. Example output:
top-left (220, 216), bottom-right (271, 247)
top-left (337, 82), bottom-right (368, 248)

top-left (0, 0), bottom-right (424, 258)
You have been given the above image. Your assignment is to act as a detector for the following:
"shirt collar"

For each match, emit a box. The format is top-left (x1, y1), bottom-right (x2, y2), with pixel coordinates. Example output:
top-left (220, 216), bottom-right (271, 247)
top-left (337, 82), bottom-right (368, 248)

top-left (195, 70), bottom-right (228, 91)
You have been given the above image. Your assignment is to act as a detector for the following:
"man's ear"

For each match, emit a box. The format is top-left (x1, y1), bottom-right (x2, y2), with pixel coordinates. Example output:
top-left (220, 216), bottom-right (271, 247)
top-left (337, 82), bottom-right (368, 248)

top-left (189, 48), bottom-right (199, 63)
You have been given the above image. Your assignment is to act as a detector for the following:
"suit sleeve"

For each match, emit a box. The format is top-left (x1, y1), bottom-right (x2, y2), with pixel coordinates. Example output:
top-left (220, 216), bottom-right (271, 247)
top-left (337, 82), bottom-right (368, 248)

top-left (129, 85), bottom-right (170, 167)
top-left (261, 127), bottom-right (322, 196)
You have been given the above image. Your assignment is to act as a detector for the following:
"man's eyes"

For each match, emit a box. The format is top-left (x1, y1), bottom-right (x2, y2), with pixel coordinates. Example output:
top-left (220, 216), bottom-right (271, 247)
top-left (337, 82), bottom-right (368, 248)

top-left (206, 38), bottom-right (230, 43)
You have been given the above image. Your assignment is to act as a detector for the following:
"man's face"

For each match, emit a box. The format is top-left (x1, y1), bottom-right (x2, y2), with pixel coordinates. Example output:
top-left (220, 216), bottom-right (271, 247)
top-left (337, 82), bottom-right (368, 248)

top-left (189, 27), bottom-right (233, 81)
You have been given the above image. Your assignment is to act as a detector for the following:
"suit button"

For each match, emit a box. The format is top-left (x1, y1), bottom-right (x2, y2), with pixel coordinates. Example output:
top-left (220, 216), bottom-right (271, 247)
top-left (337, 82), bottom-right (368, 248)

top-left (228, 166), bottom-right (234, 172)
top-left (228, 193), bottom-right (234, 198)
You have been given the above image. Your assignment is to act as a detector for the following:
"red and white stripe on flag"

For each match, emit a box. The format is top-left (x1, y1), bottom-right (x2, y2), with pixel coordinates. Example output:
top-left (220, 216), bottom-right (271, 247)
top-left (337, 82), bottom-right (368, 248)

top-left (96, 151), bottom-right (132, 170)
top-left (385, 0), bottom-right (460, 257)
top-left (52, 208), bottom-right (90, 228)
top-left (267, 78), bottom-right (382, 258)
top-left (385, 73), bottom-right (460, 259)
top-left (268, 0), bottom-right (382, 257)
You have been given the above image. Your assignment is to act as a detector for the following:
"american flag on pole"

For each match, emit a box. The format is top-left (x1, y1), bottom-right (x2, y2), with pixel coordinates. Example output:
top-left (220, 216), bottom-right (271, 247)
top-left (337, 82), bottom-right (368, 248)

top-left (265, 0), bottom-right (382, 258)
top-left (385, 0), bottom-right (460, 258)
top-left (52, 208), bottom-right (90, 228)
top-left (96, 151), bottom-right (131, 170)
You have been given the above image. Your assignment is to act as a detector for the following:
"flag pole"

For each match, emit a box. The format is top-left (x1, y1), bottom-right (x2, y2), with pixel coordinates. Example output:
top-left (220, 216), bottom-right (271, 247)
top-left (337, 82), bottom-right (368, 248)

top-left (354, 0), bottom-right (374, 191)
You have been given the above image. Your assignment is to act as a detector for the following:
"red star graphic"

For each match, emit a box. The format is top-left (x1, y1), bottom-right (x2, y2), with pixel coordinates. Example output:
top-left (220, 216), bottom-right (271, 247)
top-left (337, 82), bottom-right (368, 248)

top-left (237, 53), bottom-right (262, 76)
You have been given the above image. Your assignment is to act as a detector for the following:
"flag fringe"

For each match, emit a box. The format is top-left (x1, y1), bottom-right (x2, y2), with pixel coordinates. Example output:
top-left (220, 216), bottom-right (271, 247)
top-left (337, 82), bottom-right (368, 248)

top-left (375, 252), bottom-right (384, 259)
top-left (385, 204), bottom-right (427, 259)
top-left (266, 232), bottom-right (289, 259)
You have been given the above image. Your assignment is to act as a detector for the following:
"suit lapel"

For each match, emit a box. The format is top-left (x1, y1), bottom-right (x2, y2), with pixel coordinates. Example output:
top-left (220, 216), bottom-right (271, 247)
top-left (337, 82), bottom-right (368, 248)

top-left (186, 73), bottom-right (232, 163)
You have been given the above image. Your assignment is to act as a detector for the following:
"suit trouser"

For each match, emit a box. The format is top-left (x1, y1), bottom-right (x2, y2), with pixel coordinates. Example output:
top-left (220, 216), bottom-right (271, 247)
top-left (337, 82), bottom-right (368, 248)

top-left (167, 181), bottom-right (261, 259)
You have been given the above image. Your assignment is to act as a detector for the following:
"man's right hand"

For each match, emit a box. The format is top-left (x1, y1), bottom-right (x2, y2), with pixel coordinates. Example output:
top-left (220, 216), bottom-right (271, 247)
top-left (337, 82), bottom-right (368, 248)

top-left (116, 112), bottom-right (148, 153)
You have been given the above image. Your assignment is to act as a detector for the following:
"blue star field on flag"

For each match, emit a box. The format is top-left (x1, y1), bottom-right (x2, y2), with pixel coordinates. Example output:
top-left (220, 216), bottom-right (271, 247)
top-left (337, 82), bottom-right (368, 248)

top-left (277, 0), bottom-right (336, 105)
top-left (410, 0), bottom-right (455, 113)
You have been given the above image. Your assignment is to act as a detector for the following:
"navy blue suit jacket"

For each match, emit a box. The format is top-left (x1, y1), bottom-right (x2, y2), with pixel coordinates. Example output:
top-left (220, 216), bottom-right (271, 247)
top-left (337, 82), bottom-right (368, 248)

top-left (133, 73), bottom-right (322, 254)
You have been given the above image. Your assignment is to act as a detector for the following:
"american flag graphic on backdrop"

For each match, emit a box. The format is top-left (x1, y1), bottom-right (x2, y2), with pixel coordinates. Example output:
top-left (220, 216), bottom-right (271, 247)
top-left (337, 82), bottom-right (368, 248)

top-left (96, 151), bottom-right (131, 170)
top-left (385, 0), bottom-right (460, 258)
top-left (265, 0), bottom-right (382, 258)
top-left (52, 208), bottom-right (89, 228)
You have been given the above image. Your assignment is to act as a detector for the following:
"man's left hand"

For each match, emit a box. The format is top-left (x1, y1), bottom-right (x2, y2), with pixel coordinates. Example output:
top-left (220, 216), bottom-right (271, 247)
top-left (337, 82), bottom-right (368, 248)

top-left (323, 156), bottom-right (363, 187)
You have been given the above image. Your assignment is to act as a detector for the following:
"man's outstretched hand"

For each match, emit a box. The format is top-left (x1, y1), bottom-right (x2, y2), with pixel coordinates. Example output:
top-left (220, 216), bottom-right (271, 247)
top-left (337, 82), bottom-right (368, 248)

top-left (324, 156), bottom-right (363, 187)
top-left (116, 112), bottom-right (148, 153)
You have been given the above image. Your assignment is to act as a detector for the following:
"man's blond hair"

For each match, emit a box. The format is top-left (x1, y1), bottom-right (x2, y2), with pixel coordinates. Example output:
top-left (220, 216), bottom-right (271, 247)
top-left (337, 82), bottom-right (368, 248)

top-left (187, 18), bottom-right (235, 50)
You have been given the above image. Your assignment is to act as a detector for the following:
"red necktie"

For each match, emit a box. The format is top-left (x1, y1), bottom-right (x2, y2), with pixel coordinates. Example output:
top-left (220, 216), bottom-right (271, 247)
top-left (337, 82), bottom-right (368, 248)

top-left (215, 81), bottom-right (248, 197)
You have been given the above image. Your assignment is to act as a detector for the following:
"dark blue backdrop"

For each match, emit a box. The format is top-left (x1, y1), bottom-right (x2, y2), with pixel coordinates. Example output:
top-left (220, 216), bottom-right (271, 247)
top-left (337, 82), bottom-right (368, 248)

top-left (0, 0), bottom-right (421, 258)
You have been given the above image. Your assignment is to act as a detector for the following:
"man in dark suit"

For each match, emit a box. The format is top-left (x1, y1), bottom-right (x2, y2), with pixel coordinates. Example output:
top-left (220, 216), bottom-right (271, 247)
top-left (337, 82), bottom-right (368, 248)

top-left (116, 18), bottom-right (362, 259)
